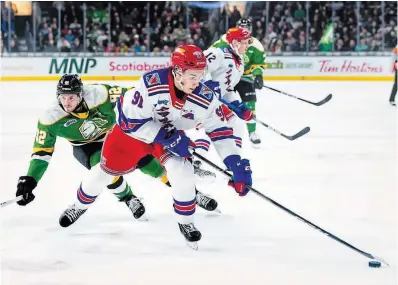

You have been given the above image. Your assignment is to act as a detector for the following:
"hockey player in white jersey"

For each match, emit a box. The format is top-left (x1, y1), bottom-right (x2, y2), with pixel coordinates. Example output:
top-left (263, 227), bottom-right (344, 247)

top-left (59, 45), bottom-right (253, 248)
top-left (189, 27), bottom-right (254, 165)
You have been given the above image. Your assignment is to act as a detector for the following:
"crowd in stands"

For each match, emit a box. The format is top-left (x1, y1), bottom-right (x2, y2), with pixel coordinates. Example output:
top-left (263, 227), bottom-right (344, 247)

top-left (1, 1), bottom-right (396, 54)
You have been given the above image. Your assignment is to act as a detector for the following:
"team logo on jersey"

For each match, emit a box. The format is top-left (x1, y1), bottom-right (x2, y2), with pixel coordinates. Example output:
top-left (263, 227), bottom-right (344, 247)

top-left (64, 118), bottom-right (78, 127)
top-left (199, 85), bottom-right (213, 99)
top-left (79, 118), bottom-right (108, 140)
top-left (182, 112), bottom-right (195, 120)
top-left (157, 99), bottom-right (169, 105)
top-left (145, 73), bottom-right (161, 86)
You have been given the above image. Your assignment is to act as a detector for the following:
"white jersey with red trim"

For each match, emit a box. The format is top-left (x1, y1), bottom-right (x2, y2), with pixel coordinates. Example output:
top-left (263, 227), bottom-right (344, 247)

top-left (115, 67), bottom-right (240, 160)
top-left (204, 46), bottom-right (244, 102)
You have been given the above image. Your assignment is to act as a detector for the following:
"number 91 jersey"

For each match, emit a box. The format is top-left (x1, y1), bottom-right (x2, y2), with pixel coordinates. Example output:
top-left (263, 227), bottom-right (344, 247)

top-left (116, 68), bottom-right (240, 161)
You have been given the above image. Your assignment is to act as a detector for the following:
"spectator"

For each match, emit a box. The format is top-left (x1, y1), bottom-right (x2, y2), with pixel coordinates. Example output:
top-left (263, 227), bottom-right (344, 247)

top-left (2, 1), bottom-right (397, 54)
top-left (230, 6), bottom-right (242, 27)
top-left (9, 38), bottom-right (18, 52)
top-left (65, 29), bottom-right (74, 44)
top-left (348, 39), bottom-right (356, 51)
top-left (355, 38), bottom-right (369, 51)
top-left (71, 38), bottom-right (83, 52)
top-left (58, 37), bottom-right (71, 52)
top-left (44, 39), bottom-right (58, 52)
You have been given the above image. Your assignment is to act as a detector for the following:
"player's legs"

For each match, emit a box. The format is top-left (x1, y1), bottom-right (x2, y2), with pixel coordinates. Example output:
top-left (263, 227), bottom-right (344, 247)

top-left (154, 149), bottom-right (201, 243)
top-left (72, 141), bottom-right (103, 170)
top-left (219, 104), bottom-right (244, 153)
top-left (235, 80), bottom-right (261, 145)
top-left (72, 142), bottom-right (134, 201)
top-left (389, 69), bottom-right (397, 105)
top-left (184, 128), bottom-right (216, 182)
top-left (60, 125), bottom-right (153, 227)
top-left (137, 154), bottom-right (169, 184)
top-left (161, 155), bottom-right (197, 224)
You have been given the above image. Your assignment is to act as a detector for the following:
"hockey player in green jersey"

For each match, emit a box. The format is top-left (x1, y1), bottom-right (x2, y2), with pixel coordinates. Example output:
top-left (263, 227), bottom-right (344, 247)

top-left (15, 74), bottom-right (164, 222)
top-left (16, 74), bottom-right (218, 226)
top-left (212, 18), bottom-right (266, 146)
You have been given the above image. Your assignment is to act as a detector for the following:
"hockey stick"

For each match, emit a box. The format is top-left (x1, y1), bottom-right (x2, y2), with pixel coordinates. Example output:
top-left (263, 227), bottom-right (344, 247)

top-left (253, 117), bottom-right (310, 141)
top-left (193, 152), bottom-right (389, 266)
top-left (1, 196), bottom-right (23, 208)
top-left (263, 85), bottom-right (332, 106)
top-left (219, 98), bottom-right (310, 141)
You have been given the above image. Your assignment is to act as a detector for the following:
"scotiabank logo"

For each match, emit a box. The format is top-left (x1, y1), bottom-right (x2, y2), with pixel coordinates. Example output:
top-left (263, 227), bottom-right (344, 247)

top-left (109, 61), bottom-right (171, 72)
top-left (319, 60), bottom-right (383, 73)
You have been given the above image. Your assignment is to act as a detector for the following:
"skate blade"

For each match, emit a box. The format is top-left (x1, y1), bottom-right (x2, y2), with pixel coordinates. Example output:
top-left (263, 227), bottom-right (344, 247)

top-left (213, 208), bottom-right (221, 214)
top-left (136, 214), bottom-right (149, 222)
top-left (185, 240), bottom-right (198, 250)
top-left (204, 208), bottom-right (221, 217)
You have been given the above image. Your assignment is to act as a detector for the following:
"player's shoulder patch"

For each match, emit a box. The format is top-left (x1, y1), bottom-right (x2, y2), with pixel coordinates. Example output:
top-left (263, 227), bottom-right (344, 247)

top-left (187, 81), bottom-right (217, 110)
top-left (38, 102), bottom-right (68, 125)
top-left (145, 72), bottom-right (161, 86)
top-left (220, 47), bottom-right (233, 60)
top-left (250, 37), bottom-right (265, 52)
top-left (143, 68), bottom-right (171, 97)
top-left (143, 68), bottom-right (169, 88)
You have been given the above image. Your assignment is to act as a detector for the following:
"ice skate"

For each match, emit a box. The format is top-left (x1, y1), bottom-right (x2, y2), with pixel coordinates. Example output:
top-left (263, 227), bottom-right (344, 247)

top-left (193, 160), bottom-right (216, 182)
top-left (178, 223), bottom-right (202, 250)
top-left (196, 188), bottom-right (220, 213)
top-left (123, 195), bottom-right (147, 221)
top-left (59, 203), bottom-right (87, 227)
top-left (249, 131), bottom-right (261, 147)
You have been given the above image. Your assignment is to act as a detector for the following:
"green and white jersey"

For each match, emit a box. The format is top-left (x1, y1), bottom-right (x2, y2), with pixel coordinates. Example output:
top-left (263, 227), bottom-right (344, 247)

top-left (213, 35), bottom-right (267, 82)
top-left (27, 84), bottom-right (132, 182)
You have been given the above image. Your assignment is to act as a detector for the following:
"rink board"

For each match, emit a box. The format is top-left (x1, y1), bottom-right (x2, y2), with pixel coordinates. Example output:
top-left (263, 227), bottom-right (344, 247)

top-left (0, 56), bottom-right (395, 81)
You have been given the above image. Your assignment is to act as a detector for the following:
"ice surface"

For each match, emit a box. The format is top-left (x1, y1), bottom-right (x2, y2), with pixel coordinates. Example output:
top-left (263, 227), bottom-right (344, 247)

top-left (0, 81), bottom-right (396, 285)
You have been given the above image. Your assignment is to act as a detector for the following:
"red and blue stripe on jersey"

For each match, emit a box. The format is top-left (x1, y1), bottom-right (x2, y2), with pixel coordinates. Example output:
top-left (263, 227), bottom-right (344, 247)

top-left (77, 184), bottom-right (97, 205)
top-left (207, 127), bottom-right (234, 142)
top-left (173, 197), bottom-right (196, 216)
top-left (194, 139), bottom-right (210, 151)
top-left (117, 96), bottom-right (152, 133)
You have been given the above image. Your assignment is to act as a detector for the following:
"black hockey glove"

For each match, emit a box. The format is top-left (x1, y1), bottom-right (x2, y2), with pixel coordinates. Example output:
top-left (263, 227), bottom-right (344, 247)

top-left (253, 75), bottom-right (263, 90)
top-left (16, 176), bottom-right (37, 206)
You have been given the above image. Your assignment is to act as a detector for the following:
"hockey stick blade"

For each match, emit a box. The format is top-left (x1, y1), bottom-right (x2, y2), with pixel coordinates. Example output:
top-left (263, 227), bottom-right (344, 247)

top-left (254, 118), bottom-right (310, 141)
top-left (263, 85), bottom-right (332, 106)
top-left (282, 126), bottom-right (311, 140)
top-left (303, 93), bottom-right (333, 106)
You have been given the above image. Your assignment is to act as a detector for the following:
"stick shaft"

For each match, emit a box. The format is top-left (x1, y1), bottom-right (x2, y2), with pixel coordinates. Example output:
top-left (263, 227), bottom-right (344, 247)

top-left (1, 196), bottom-right (23, 208)
top-left (263, 85), bottom-right (332, 106)
top-left (193, 152), bottom-right (382, 262)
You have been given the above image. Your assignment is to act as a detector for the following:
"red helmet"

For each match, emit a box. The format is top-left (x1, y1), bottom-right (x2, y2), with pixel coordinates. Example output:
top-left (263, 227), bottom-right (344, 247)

top-left (226, 27), bottom-right (251, 44)
top-left (171, 45), bottom-right (206, 71)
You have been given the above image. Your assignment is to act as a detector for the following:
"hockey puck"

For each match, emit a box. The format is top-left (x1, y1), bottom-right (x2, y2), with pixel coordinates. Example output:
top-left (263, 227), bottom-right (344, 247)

top-left (368, 261), bottom-right (381, 268)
